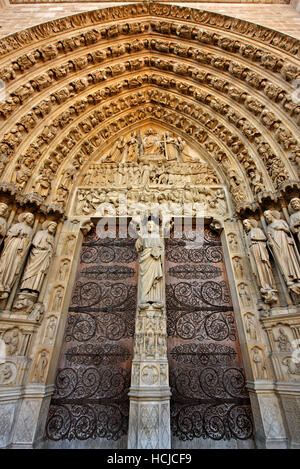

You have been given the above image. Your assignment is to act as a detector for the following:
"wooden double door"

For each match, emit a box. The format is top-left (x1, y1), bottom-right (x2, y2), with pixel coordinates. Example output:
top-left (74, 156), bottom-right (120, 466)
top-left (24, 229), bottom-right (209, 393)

top-left (45, 224), bottom-right (253, 446)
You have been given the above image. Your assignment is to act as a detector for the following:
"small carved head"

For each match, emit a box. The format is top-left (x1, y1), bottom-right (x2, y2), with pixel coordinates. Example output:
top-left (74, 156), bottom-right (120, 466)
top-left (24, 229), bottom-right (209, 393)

top-left (43, 220), bottom-right (57, 234)
top-left (265, 210), bottom-right (281, 224)
top-left (290, 198), bottom-right (300, 212)
top-left (243, 218), bottom-right (257, 232)
top-left (20, 212), bottom-right (34, 226)
top-left (0, 203), bottom-right (8, 218)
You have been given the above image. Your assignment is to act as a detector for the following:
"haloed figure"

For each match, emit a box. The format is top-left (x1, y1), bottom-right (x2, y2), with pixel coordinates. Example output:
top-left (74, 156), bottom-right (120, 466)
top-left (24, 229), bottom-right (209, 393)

top-left (135, 220), bottom-right (164, 306)
top-left (0, 212), bottom-right (34, 299)
top-left (20, 221), bottom-right (57, 293)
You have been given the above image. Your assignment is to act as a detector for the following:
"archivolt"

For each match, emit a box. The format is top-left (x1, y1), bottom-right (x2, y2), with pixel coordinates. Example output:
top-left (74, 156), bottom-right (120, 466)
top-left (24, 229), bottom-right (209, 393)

top-left (0, 2), bottom-right (299, 216)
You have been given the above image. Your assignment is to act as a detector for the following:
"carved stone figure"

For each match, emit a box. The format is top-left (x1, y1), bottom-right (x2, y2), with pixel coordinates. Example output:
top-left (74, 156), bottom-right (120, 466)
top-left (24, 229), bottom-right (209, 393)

top-left (264, 210), bottom-right (300, 295)
top-left (58, 259), bottom-right (70, 281)
top-left (275, 327), bottom-right (292, 352)
top-left (52, 286), bottom-right (64, 311)
top-left (44, 316), bottom-right (57, 342)
top-left (252, 347), bottom-right (268, 379)
top-left (28, 302), bottom-right (45, 322)
top-left (289, 198), bottom-right (300, 244)
top-left (164, 131), bottom-right (178, 161)
top-left (3, 328), bottom-right (19, 355)
top-left (0, 212), bottom-right (34, 299)
top-left (142, 128), bottom-right (163, 156)
top-left (33, 350), bottom-right (49, 382)
top-left (232, 256), bottom-right (243, 278)
top-left (238, 282), bottom-right (251, 307)
top-left (228, 232), bottom-right (238, 251)
top-left (136, 220), bottom-right (164, 306)
top-left (0, 203), bottom-right (8, 243)
top-left (243, 218), bottom-right (277, 304)
top-left (245, 314), bottom-right (257, 341)
top-left (126, 131), bottom-right (139, 161)
top-left (108, 136), bottom-right (126, 162)
top-left (20, 221), bottom-right (57, 293)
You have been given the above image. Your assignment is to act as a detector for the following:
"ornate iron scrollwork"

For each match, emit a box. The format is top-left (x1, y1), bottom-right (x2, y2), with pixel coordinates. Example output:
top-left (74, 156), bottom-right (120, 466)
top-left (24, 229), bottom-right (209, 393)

top-left (166, 225), bottom-right (253, 442)
top-left (45, 227), bottom-right (137, 442)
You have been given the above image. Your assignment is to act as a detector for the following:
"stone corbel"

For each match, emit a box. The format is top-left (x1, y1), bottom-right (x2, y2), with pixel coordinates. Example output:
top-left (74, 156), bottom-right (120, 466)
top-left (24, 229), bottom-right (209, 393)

top-left (255, 191), bottom-right (279, 206)
top-left (0, 184), bottom-right (65, 221)
top-left (209, 217), bottom-right (223, 234)
top-left (235, 201), bottom-right (259, 218)
top-left (80, 219), bottom-right (95, 236)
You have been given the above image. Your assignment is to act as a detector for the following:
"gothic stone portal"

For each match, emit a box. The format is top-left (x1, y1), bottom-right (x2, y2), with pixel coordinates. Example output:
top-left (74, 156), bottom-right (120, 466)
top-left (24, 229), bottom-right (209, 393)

top-left (166, 224), bottom-right (254, 448)
top-left (45, 226), bottom-right (137, 448)
top-left (45, 223), bottom-right (254, 448)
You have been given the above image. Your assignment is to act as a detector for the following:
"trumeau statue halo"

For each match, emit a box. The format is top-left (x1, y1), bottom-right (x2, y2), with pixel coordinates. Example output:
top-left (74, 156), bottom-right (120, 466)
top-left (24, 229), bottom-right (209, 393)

top-left (135, 218), bottom-right (164, 308)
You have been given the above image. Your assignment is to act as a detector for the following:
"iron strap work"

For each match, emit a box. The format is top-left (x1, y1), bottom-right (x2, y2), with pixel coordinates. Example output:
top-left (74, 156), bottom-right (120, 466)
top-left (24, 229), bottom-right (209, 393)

top-left (45, 227), bottom-right (137, 442)
top-left (166, 225), bottom-right (254, 441)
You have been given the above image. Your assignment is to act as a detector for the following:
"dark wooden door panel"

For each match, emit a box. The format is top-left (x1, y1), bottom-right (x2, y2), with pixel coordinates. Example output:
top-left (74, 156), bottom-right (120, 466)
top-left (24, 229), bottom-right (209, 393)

top-left (45, 227), bottom-right (137, 442)
top-left (166, 225), bottom-right (253, 442)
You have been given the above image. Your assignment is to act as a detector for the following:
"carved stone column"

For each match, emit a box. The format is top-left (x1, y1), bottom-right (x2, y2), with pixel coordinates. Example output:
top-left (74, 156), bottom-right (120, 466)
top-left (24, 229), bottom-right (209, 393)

top-left (128, 303), bottom-right (171, 449)
top-left (128, 220), bottom-right (171, 449)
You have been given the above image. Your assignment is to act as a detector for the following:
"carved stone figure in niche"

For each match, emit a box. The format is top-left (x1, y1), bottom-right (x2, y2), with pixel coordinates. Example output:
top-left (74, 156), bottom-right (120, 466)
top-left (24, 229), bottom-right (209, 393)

top-left (275, 327), bottom-right (292, 352)
top-left (164, 131), bottom-right (179, 161)
top-left (0, 212), bottom-right (34, 299)
top-left (45, 316), bottom-right (57, 342)
top-left (0, 364), bottom-right (14, 384)
top-left (28, 302), bottom-right (44, 322)
top-left (142, 129), bottom-right (163, 157)
top-left (0, 203), bottom-right (8, 243)
top-left (33, 350), bottom-right (48, 382)
top-left (289, 198), bottom-right (300, 244)
top-left (136, 220), bottom-right (164, 306)
top-left (228, 232), bottom-right (238, 251)
top-left (20, 221), bottom-right (57, 293)
top-left (243, 219), bottom-right (278, 304)
top-left (53, 286), bottom-right (64, 311)
top-left (264, 210), bottom-right (300, 295)
top-left (126, 131), bottom-right (139, 162)
top-left (64, 234), bottom-right (76, 256)
top-left (238, 283), bottom-right (251, 307)
top-left (33, 172), bottom-right (52, 199)
top-left (232, 256), bottom-right (243, 278)
top-left (252, 347), bottom-right (268, 379)
top-left (3, 328), bottom-right (19, 355)
top-left (245, 314), bottom-right (257, 341)
top-left (108, 136), bottom-right (126, 162)
top-left (58, 259), bottom-right (70, 281)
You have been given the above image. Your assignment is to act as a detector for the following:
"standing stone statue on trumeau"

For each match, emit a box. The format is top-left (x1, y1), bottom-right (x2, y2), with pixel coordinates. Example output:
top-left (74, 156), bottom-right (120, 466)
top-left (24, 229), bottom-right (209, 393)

top-left (20, 221), bottom-right (57, 293)
top-left (243, 218), bottom-right (278, 304)
top-left (0, 212), bottom-right (34, 299)
top-left (135, 220), bottom-right (164, 307)
top-left (264, 210), bottom-right (300, 295)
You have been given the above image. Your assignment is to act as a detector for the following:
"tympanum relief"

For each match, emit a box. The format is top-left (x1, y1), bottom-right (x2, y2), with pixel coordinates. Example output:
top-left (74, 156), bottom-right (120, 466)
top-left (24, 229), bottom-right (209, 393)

top-left (74, 127), bottom-right (226, 220)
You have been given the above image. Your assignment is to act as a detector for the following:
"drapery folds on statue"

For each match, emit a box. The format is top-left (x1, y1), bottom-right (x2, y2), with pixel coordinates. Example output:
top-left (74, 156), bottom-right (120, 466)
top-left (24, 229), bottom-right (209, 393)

top-left (135, 220), bottom-right (164, 305)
